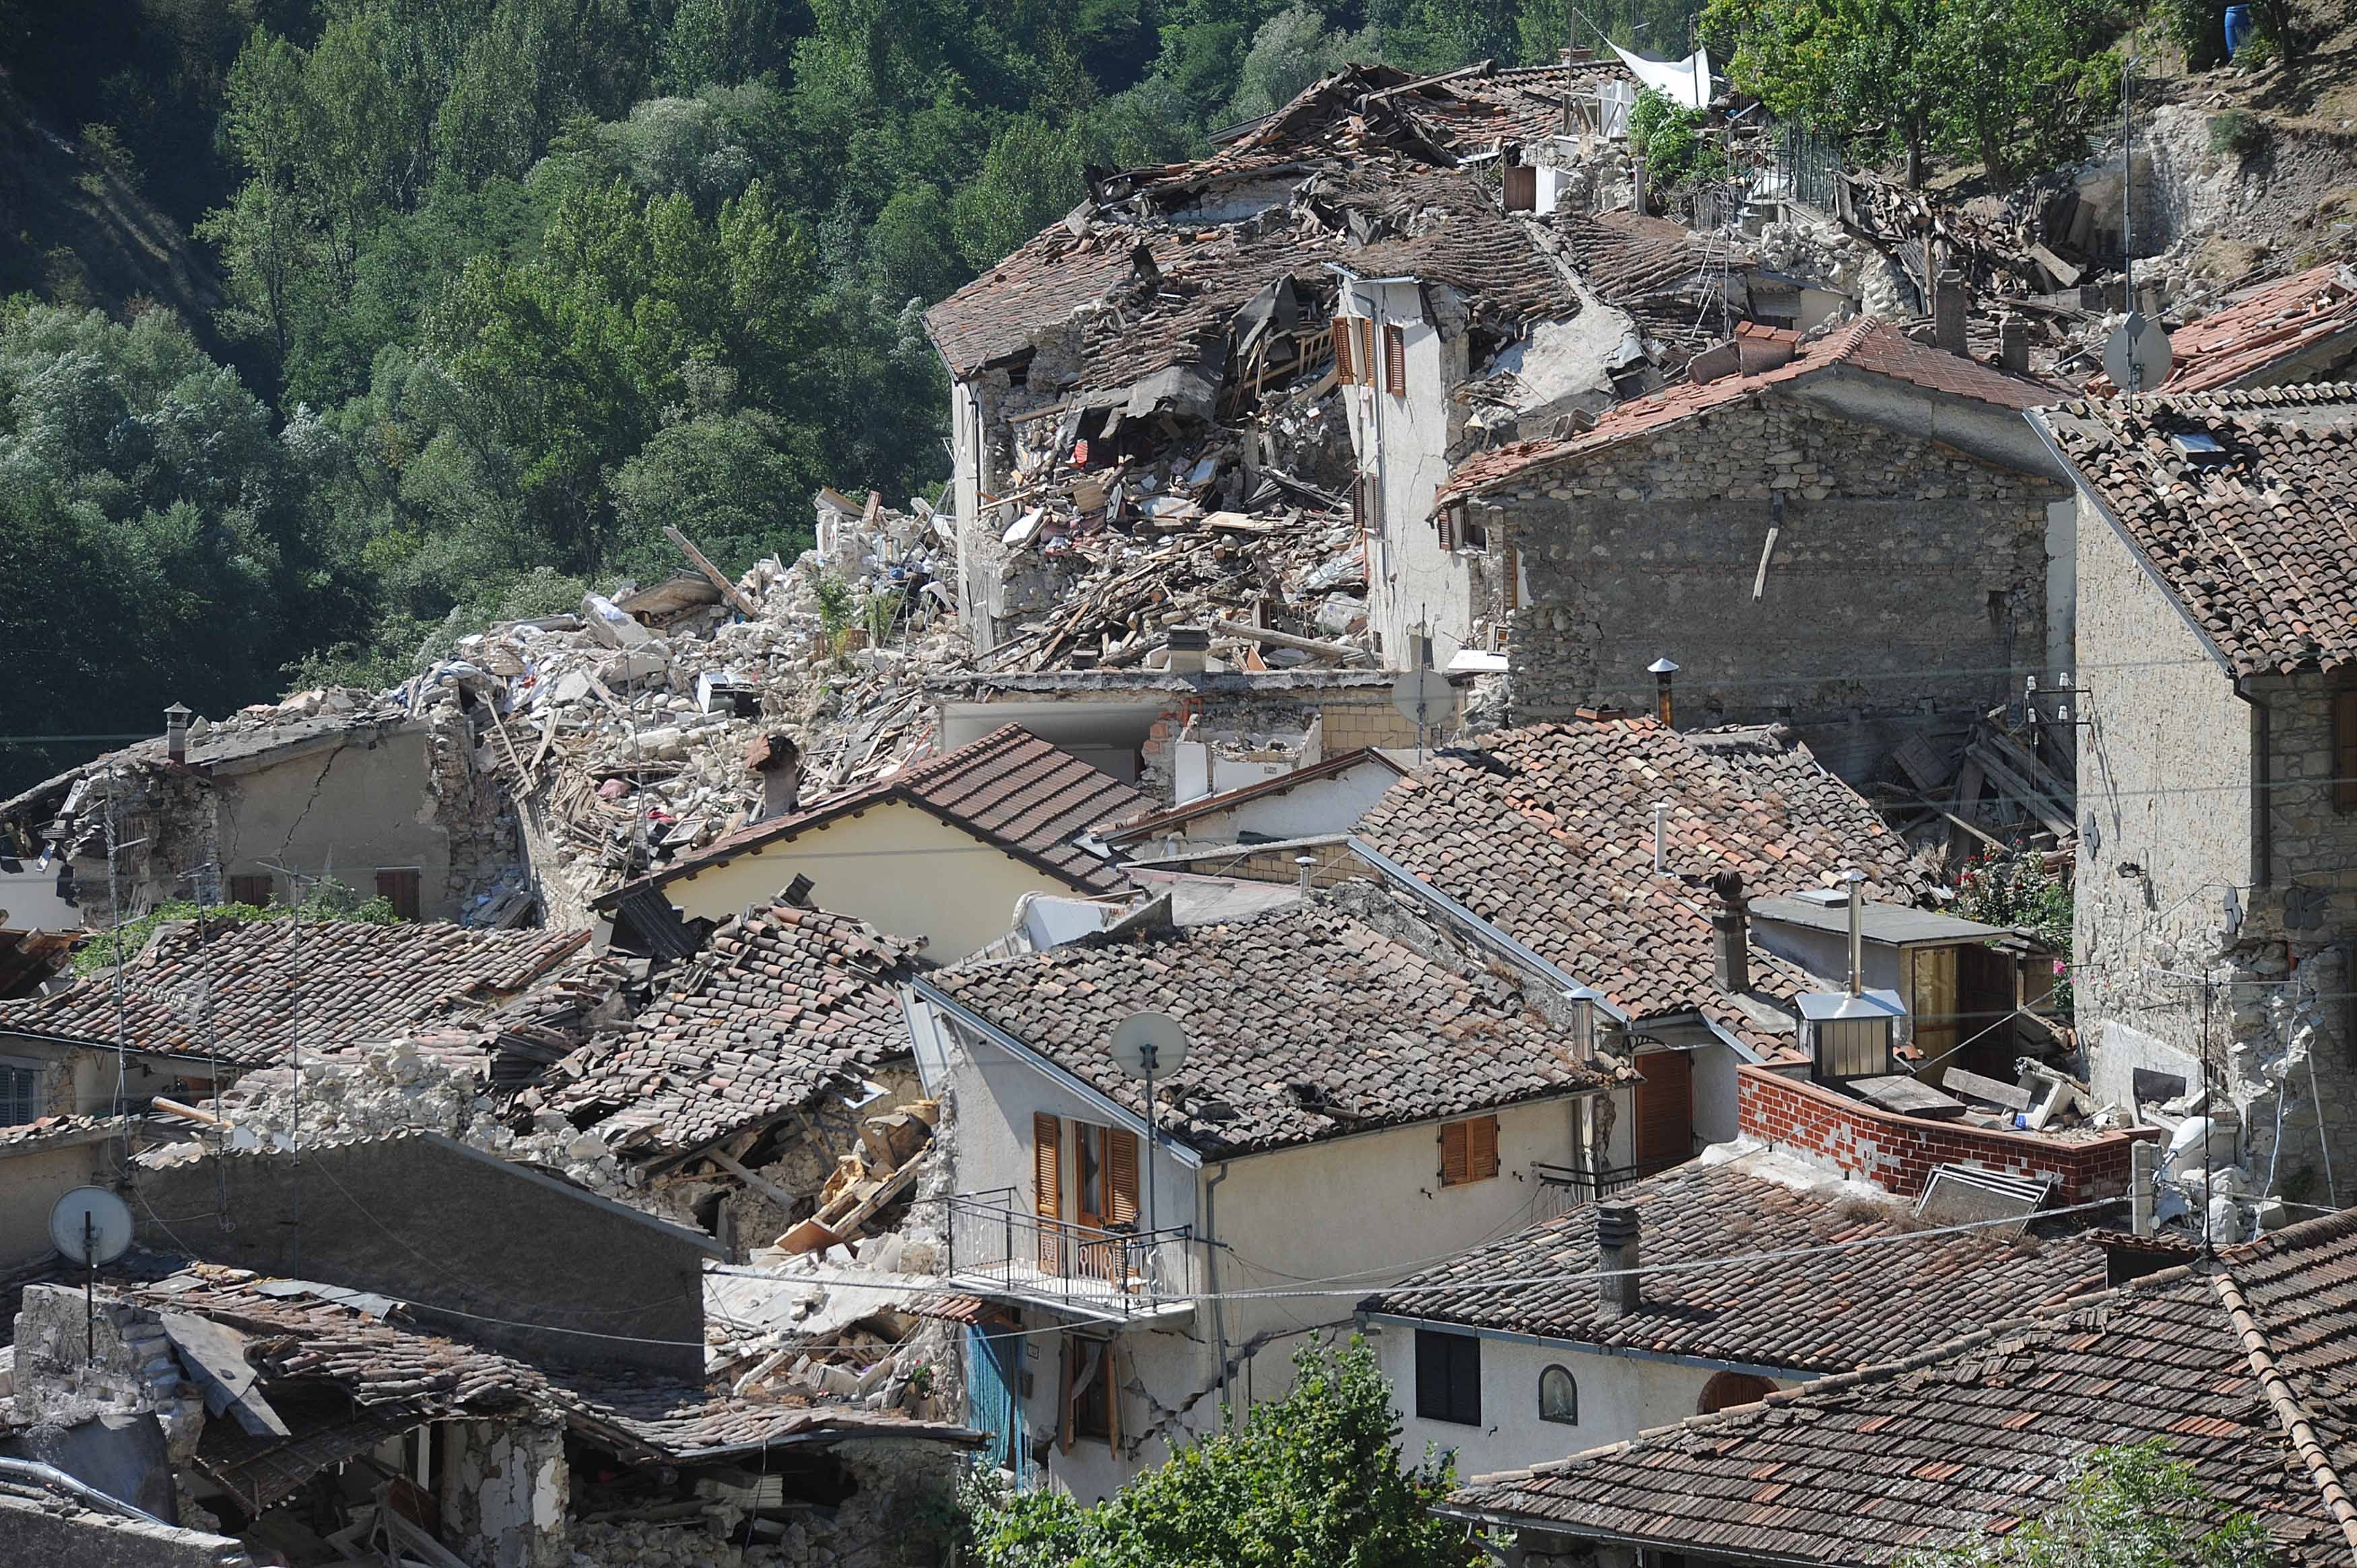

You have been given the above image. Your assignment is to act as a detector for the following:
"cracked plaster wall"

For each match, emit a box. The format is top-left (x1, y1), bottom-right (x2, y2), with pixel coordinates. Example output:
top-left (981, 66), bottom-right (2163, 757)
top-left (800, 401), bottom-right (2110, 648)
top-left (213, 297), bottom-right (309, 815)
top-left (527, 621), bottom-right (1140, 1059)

top-left (1492, 397), bottom-right (2061, 726)
top-left (441, 1418), bottom-right (568, 1568)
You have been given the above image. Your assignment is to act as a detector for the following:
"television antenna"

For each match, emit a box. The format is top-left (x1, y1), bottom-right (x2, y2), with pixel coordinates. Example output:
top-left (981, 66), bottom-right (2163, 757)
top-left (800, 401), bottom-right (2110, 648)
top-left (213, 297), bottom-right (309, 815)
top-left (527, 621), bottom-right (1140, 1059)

top-left (51, 1186), bottom-right (133, 1365)
top-left (1109, 1013), bottom-right (1189, 1246)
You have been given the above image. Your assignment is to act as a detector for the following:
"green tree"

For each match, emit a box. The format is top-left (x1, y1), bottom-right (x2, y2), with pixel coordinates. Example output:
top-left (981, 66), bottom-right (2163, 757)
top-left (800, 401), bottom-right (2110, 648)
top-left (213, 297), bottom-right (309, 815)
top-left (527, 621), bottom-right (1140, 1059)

top-left (966, 1337), bottom-right (1478, 1568)
top-left (1897, 1442), bottom-right (2271, 1567)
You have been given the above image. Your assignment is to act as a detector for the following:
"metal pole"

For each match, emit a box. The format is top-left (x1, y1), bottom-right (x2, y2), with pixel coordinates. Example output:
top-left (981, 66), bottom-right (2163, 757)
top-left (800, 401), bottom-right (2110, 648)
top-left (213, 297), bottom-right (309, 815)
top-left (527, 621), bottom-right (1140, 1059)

top-left (1143, 1058), bottom-right (1158, 1245)
top-left (84, 1213), bottom-right (96, 1365)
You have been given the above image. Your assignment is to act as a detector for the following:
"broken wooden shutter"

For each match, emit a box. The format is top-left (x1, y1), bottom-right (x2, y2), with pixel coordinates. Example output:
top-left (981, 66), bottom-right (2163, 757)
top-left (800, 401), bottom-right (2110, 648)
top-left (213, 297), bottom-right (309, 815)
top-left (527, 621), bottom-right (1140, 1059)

top-left (1383, 322), bottom-right (1407, 395)
top-left (374, 868), bottom-right (422, 921)
top-left (228, 874), bottom-right (273, 908)
top-left (1504, 542), bottom-right (1521, 610)
top-left (1503, 164), bottom-right (1538, 212)
top-left (1034, 1112), bottom-right (1063, 1273)
top-left (1331, 316), bottom-right (1357, 384)
top-left (1439, 1120), bottom-right (1469, 1185)
top-left (2335, 687), bottom-right (2357, 813)
top-left (1357, 319), bottom-right (1377, 388)
top-left (1436, 505), bottom-right (1457, 552)
top-left (1467, 1114), bottom-right (1500, 1182)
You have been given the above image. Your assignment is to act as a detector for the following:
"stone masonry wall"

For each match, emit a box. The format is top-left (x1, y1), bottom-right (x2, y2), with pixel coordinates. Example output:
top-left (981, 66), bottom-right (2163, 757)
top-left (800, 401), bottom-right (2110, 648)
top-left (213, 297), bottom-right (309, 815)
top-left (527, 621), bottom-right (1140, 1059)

top-left (1737, 1066), bottom-right (2156, 1202)
top-left (1490, 397), bottom-right (2062, 724)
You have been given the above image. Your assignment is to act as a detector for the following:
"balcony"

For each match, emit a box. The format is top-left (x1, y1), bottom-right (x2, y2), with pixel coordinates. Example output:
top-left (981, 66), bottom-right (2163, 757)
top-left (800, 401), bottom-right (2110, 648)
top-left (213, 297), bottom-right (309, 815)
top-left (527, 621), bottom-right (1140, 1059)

top-left (943, 1190), bottom-right (1203, 1324)
top-left (1530, 1159), bottom-right (1687, 1223)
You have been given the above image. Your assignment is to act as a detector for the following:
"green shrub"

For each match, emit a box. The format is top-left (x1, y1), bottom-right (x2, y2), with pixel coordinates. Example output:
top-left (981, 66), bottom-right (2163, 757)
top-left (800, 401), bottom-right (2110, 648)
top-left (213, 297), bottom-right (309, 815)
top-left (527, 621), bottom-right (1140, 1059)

top-left (2209, 108), bottom-right (2269, 156)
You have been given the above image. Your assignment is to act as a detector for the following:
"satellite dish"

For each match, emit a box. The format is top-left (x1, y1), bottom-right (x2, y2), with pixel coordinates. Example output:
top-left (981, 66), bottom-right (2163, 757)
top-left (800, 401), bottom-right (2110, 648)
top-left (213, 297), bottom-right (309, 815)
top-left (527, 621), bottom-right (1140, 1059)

top-left (1391, 668), bottom-right (1453, 730)
top-left (1110, 1012), bottom-right (1189, 1080)
top-left (50, 1186), bottom-right (133, 1266)
top-left (2103, 311), bottom-right (2172, 394)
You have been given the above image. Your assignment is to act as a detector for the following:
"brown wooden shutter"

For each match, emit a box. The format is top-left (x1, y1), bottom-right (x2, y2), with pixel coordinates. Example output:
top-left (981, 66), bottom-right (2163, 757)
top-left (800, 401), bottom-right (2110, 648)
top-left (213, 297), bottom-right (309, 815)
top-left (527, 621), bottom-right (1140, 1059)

top-left (1504, 542), bottom-right (1521, 610)
top-left (1357, 318), bottom-right (1376, 387)
top-left (1467, 1114), bottom-right (1500, 1182)
top-left (374, 868), bottom-right (421, 920)
top-left (1033, 1112), bottom-right (1063, 1272)
top-left (1383, 322), bottom-right (1407, 395)
top-left (1504, 164), bottom-right (1538, 211)
top-left (1633, 1050), bottom-right (1694, 1169)
top-left (1331, 316), bottom-right (1357, 384)
top-left (1439, 1120), bottom-right (1469, 1185)
top-left (1106, 1128), bottom-right (1139, 1228)
top-left (2335, 688), bottom-right (2357, 813)
top-left (228, 874), bottom-right (273, 908)
top-left (1437, 506), bottom-right (1457, 552)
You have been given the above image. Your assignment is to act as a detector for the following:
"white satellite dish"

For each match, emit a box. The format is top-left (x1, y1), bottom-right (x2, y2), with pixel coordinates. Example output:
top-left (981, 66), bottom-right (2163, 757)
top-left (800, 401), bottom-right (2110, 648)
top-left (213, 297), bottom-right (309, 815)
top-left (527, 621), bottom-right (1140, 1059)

top-left (1391, 668), bottom-right (1453, 730)
top-left (50, 1186), bottom-right (133, 1266)
top-left (1110, 1011), bottom-right (1189, 1080)
top-left (2103, 311), bottom-right (2172, 394)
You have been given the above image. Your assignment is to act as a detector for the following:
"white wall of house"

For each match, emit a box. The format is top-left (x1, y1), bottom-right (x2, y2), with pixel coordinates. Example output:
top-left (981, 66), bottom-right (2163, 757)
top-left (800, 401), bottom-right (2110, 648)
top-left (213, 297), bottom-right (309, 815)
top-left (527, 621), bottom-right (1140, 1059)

top-left (1341, 277), bottom-right (1476, 670)
top-left (646, 800), bottom-right (1093, 961)
top-left (1367, 1323), bottom-right (1774, 1480)
top-left (1139, 759), bottom-right (1401, 855)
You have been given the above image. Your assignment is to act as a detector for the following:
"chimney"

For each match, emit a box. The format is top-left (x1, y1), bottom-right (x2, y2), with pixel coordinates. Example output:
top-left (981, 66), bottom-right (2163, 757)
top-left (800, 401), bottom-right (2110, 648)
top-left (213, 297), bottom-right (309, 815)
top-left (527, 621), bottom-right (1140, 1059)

top-left (1167, 625), bottom-right (1211, 675)
top-left (1733, 323), bottom-right (1796, 375)
top-left (1596, 1204), bottom-right (1641, 1320)
top-left (745, 733), bottom-right (803, 821)
top-left (1933, 269), bottom-right (1968, 356)
top-left (1997, 313), bottom-right (2029, 374)
top-left (1295, 853), bottom-right (1317, 893)
top-left (1649, 656), bottom-right (1679, 727)
top-left (1653, 800), bottom-right (1671, 874)
top-left (1710, 870), bottom-right (1748, 994)
top-left (1840, 868), bottom-right (1867, 996)
top-left (163, 702), bottom-right (191, 765)
top-left (782, 873), bottom-right (816, 909)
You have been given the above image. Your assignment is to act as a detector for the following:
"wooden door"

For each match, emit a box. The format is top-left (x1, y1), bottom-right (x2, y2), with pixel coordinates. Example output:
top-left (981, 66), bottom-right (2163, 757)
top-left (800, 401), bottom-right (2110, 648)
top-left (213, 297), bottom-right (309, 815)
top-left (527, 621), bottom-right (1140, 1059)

top-left (1907, 946), bottom-right (1960, 1078)
top-left (1632, 1049), bottom-right (1693, 1172)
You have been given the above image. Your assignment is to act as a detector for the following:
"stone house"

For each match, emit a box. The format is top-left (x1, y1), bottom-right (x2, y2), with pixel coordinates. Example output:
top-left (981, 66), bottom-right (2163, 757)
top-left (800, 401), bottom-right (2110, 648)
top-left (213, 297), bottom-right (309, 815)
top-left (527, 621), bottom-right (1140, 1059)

top-left (2030, 386), bottom-right (2357, 1203)
top-left (0, 689), bottom-right (520, 930)
top-left (1434, 320), bottom-right (2073, 763)
top-left (904, 881), bottom-right (1624, 1503)
top-left (1357, 1147), bottom-right (2104, 1479)
top-left (590, 725), bottom-right (1143, 964)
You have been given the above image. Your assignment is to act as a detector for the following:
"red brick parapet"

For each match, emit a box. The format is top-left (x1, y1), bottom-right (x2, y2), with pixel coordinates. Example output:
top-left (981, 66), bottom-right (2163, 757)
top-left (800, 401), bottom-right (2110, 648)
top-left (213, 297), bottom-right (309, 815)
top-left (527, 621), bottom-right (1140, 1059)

top-left (1737, 1065), bottom-right (2159, 1204)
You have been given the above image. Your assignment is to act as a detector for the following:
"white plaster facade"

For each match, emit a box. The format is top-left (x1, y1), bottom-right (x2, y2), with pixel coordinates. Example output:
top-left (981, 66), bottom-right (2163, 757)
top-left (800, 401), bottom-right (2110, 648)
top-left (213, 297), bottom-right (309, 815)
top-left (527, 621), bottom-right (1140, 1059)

top-left (908, 988), bottom-right (1595, 1501)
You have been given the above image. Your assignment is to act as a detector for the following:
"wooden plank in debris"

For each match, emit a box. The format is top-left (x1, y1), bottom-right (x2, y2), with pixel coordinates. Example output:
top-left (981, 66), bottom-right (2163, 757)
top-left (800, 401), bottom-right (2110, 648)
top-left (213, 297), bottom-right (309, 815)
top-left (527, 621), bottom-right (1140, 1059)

top-left (1850, 1073), bottom-right (1969, 1120)
top-left (1891, 732), bottom-right (1952, 794)
top-left (1964, 742), bottom-right (2074, 841)
top-left (663, 524), bottom-right (760, 618)
top-left (1942, 1066), bottom-right (2033, 1112)
top-left (704, 1147), bottom-right (809, 1215)
top-left (2028, 243), bottom-right (2081, 289)
top-left (1209, 617), bottom-right (1376, 665)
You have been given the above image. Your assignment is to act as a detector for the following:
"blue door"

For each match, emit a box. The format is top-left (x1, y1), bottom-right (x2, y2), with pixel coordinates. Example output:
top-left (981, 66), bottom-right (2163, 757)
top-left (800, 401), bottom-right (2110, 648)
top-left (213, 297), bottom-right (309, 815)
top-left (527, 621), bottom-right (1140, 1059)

top-left (966, 1323), bottom-right (1021, 1474)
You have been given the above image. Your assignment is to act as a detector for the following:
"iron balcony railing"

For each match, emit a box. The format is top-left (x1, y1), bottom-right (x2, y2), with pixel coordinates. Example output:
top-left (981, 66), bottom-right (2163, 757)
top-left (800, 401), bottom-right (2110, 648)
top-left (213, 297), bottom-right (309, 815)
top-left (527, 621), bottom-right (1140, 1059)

top-left (944, 1190), bottom-right (1202, 1318)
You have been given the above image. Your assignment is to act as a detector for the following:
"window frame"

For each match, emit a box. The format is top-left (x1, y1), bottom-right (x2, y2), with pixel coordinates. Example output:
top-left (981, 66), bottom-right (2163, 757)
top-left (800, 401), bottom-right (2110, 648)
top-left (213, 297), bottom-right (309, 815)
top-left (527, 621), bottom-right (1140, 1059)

top-left (1414, 1328), bottom-right (1482, 1427)
top-left (0, 1058), bottom-right (42, 1127)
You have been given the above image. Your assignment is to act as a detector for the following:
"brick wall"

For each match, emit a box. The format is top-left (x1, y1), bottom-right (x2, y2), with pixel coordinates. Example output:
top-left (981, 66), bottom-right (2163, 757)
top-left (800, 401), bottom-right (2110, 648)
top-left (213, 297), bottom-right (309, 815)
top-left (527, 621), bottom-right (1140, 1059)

top-left (1736, 1065), bottom-right (2156, 1204)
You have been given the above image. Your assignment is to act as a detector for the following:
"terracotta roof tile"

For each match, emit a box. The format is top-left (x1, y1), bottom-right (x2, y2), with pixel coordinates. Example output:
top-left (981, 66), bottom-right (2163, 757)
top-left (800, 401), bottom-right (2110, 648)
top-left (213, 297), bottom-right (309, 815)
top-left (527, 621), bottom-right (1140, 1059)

top-left (556, 904), bottom-right (919, 1157)
top-left (2085, 265), bottom-right (2357, 395)
top-left (2038, 386), bottom-right (2357, 677)
top-left (1362, 1158), bottom-right (2102, 1371)
top-left (1351, 720), bottom-right (1923, 1051)
top-left (1447, 1210), bottom-right (2357, 1565)
top-left (1437, 319), bottom-right (2056, 506)
top-left (927, 886), bottom-right (1618, 1158)
top-left (0, 922), bottom-right (591, 1070)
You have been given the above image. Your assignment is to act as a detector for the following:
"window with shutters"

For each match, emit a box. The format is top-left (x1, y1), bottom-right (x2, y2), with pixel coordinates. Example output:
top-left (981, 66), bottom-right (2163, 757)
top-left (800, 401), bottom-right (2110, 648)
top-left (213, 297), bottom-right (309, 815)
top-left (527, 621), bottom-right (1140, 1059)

top-left (1436, 506), bottom-right (1457, 552)
top-left (1414, 1329), bottom-right (1481, 1425)
top-left (1503, 164), bottom-right (1539, 212)
top-left (1357, 318), bottom-right (1376, 388)
top-left (0, 1060), bottom-right (41, 1126)
top-left (1460, 509), bottom-right (1488, 553)
top-left (1438, 1114), bottom-right (1500, 1186)
top-left (374, 868), bottom-right (422, 921)
top-left (1331, 316), bottom-right (1358, 384)
top-left (1383, 322), bottom-right (1407, 395)
top-left (228, 874), bottom-right (273, 908)
top-left (2335, 686), bottom-right (2357, 813)
top-left (1504, 543), bottom-right (1522, 610)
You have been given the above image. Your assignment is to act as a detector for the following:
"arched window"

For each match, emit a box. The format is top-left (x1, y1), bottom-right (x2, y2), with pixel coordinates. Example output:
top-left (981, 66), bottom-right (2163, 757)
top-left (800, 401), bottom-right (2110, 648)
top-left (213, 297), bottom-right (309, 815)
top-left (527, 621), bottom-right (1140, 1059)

top-left (1539, 1364), bottom-right (1579, 1425)
top-left (1698, 1371), bottom-right (1777, 1414)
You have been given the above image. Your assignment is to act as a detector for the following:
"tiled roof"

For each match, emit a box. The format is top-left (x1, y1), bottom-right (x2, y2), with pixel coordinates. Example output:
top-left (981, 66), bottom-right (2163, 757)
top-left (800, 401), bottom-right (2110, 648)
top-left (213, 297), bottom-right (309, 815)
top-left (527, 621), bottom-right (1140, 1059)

top-left (1437, 318), bottom-right (2056, 506)
top-left (1550, 210), bottom-right (1755, 341)
top-left (0, 921), bottom-right (591, 1069)
top-left (121, 1266), bottom-right (980, 1460)
top-left (1445, 1210), bottom-right (2357, 1565)
top-left (0, 1113), bottom-right (117, 1153)
top-left (1360, 1157), bottom-right (2102, 1371)
top-left (607, 725), bottom-right (1143, 905)
top-left (2036, 388), bottom-right (2357, 678)
top-left (556, 904), bottom-right (919, 1158)
top-left (2086, 264), bottom-right (2357, 395)
top-left (925, 887), bottom-right (1618, 1159)
top-left (1350, 720), bottom-right (1923, 1048)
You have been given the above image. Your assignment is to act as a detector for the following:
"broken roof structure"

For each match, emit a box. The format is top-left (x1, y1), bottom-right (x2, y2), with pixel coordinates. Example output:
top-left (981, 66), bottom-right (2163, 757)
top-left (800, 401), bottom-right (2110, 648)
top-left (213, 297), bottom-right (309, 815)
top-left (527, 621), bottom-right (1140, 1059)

top-left (1350, 718), bottom-right (1925, 1052)
top-left (921, 882), bottom-right (1623, 1159)
top-left (1436, 317), bottom-right (2059, 508)
top-left (0, 919), bottom-right (591, 1070)
top-left (555, 903), bottom-right (921, 1162)
top-left (2084, 263), bottom-right (2357, 395)
top-left (1441, 1208), bottom-right (2357, 1564)
top-left (1362, 1153), bottom-right (2103, 1371)
top-left (2032, 385), bottom-right (2357, 679)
